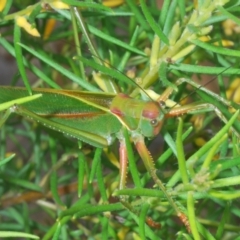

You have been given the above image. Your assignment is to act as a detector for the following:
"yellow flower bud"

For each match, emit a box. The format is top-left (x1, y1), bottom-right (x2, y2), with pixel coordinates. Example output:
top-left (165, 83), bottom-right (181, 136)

top-left (213, 40), bottom-right (234, 47)
top-left (194, 137), bottom-right (206, 147)
top-left (0, 0), bottom-right (6, 11)
top-left (172, 45), bottom-right (196, 61)
top-left (16, 16), bottom-right (40, 37)
top-left (102, 0), bottom-right (124, 7)
top-left (49, 0), bottom-right (69, 9)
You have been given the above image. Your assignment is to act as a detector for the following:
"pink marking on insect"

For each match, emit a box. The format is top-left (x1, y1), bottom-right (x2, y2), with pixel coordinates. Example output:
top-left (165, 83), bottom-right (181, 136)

top-left (117, 93), bottom-right (130, 98)
top-left (111, 107), bottom-right (124, 117)
top-left (142, 102), bottom-right (161, 119)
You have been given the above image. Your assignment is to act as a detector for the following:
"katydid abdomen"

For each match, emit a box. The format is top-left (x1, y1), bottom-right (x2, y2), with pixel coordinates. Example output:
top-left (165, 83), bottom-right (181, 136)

top-left (0, 87), bottom-right (121, 147)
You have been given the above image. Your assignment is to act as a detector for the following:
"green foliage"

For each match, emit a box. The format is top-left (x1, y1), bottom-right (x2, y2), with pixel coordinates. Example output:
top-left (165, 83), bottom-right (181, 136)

top-left (0, 0), bottom-right (240, 239)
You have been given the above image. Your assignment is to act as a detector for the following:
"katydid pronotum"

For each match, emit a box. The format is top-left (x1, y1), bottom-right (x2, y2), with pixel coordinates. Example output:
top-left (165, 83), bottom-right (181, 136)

top-left (0, 74), bottom-right (239, 232)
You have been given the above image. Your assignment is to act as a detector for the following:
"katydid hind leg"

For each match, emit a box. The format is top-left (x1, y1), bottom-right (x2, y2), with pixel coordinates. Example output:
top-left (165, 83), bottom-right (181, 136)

top-left (10, 104), bottom-right (109, 148)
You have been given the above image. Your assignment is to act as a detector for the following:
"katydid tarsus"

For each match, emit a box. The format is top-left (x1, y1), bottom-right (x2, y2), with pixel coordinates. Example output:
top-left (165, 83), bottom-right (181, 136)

top-left (0, 71), bottom-right (239, 232)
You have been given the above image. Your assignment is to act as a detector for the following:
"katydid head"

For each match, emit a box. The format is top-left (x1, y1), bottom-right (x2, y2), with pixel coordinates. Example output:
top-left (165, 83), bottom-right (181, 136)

top-left (139, 101), bottom-right (165, 137)
top-left (110, 94), bottom-right (165, 138)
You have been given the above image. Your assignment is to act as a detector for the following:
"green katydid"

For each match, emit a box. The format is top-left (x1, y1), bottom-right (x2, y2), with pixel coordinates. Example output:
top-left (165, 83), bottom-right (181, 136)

top-left (0, 76), bottom-right (238, 232)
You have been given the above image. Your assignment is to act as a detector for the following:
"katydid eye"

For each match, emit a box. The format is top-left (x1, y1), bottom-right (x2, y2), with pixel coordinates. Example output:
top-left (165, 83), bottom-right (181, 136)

top-left (150, 119), bottom-right (158, 126)
top-left (159, 101), bottom-right (166, 108)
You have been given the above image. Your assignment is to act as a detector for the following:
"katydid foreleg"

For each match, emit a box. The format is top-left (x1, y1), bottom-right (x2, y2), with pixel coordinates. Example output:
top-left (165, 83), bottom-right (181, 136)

top-left (118, 133), bottom-right (166, 229)
top-left (154, 77), bottom-right (239, 138)
top-left (133, 133), bottom-right (191, 232)
top-left (164, 78), bottom-right (239, 138)
top-left (119, 140), bottom-right (128, 191)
